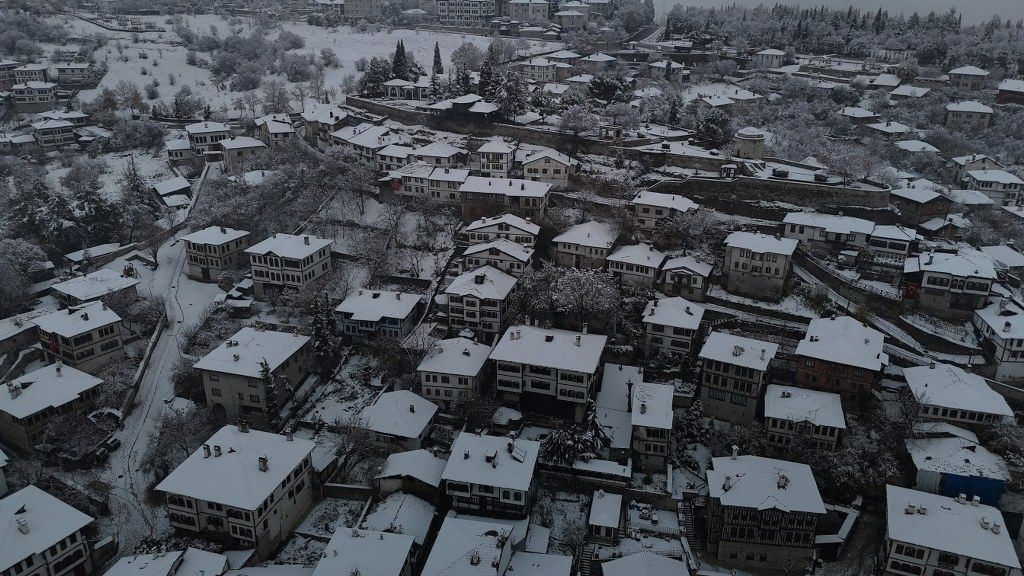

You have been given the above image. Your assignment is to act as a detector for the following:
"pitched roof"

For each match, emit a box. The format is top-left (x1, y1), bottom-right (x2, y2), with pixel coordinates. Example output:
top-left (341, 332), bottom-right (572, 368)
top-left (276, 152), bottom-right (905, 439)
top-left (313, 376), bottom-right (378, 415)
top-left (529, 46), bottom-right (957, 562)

top-left (949, 65), bottom-right (989, 76)
top-left (631, 190), bottom-right (697, 212)
top-left (783, 212), bottom-right (874, 235)
top-left (446, 266), bottom-right (518, 300)
top-left (464, 214), bottom-right (539, 235)
top-left (460, 177), bottom-right (551, 198)
top-left (0, 486), bottom-right (93, 574)
top-left (903, 363), bottom-right (1013, 418)
top-left (905, 435), bottom-right (1008, 481)
top-left (245, 233), bottom-right (332, 259)
top-left (601, 551), bottom-right (689, 576)
top-left (763, 385), bottom-right (845, 429)
top-left (182, 226), bottom-right (249, 245)
top-left (313, 528), bottom-right (414, 576)
top-left (193, 327), bottom-right (310, 378)
top-left (33, 302), bottom-right (121, 337)
top-left (336, 290), bottom-right (423, 322)
top-left (442, 433), bottom-right (539, 491)
top-left (417, 337), bottom-right (493, 376)
top-left (795, 316), bottom-right (886, 371)
top-left (642, 297), bottom-right (704, 330)
top-left (0, 363), bottom-right (103, 419)
top-left (699, 332), bottom-right (778, 371)
top-left (359, 390), bottom-right (436, 439)
top-left (491, 325), bottom-right (606, 374)
top-left (376, 449), bottom-right (447, 487)
top-left (631, 382), bottom-right (673, 430)
top-left (552, 221), bottom-right (617, 249)
top-left (707, 455), bottom-right (825, 514)
top-left (360, 491), bottom-right (436, 545)
top-left (51, 268), bottom-right (139, 302)
top-left (463, 238), bottom-right (534, 262)
top-left (608, 243), bottom-right (665, 268)
top-left (725, 231), bottom-right (797, 255)
top-left (588, 490), bottom-right (622, 528)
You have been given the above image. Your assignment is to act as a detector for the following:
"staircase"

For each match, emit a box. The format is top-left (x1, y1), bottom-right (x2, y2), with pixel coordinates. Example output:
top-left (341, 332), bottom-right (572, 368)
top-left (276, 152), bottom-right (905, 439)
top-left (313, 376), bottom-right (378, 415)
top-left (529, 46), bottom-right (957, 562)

top-left (680, 499), bottom-right (697, 543)
top-left (577, 543), bottom-right (598, 576)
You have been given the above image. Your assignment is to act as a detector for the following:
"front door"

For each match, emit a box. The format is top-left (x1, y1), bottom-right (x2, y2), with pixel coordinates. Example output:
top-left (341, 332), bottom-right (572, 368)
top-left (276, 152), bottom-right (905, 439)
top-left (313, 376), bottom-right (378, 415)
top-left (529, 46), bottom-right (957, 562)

top-left (201, 267), bottom-right (210, 281)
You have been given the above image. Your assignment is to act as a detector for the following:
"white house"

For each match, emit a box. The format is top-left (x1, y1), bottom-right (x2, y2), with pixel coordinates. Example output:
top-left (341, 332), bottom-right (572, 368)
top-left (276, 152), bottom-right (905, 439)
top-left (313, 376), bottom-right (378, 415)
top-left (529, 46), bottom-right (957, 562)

top-left (246, 233), bottom-right (333, 299)
top-left (182, 226), bottom-right (251, 283)
top-left (698, 332), bottom-right (778, 424)
top-left (903, 363), bottom-right (1014, 428)
top-left (630, 382), bottom-right (673, 471)
top-left (357, 390), bottom-right (437, 452)
top-left (520, 149), bottom-right (577, 188)
top-left (973, 299), bottom-right (1024, 380)
top-left (427, 167), bottom-right (470, 204)
top-left (658, 255), bottom-right (713, 301)
top-left (336, 290), bottom-right (424, 340)
top-left (459, 214), bottom-right (539, 247)
top-left (606, 243), bottom-right (665, 288)
top-left (255, 113), bottom-right (295, 146)
top-left (0, 363), bottom-right (103, 451)
top-left (185, 122), bottom-right (231, 157)
top-left (643, 297), bottom-right (705, 358)
top-left (764, 384), bottom-right (845, 451)
top-left (965, 170), bottom-right (1023, 206)
top-left (155, 424), bottom-right (316, 559)
top-left (444, 266), bottom-right (518, 344)
top-left (551, 221), bottom-right (617, 269)
top-left (459, 238), bottom-right (534, 278)
top-left (51, 268), bottom-right (139, 308)
top-left (34, 302), bottom-right (124, 374)
top-left (631, 191), bottom-right (698, 229)
top-left (471, 139), bottom-right (515, 178)
top-left (723, 232), bottom-right (798, 299)
top-left (0, 486), bottom-right (95, 576)
top-left (417, 337), bottom-right (493, 412)
top-left (782, 212), bottom-right (874, 251)
top-left (441, 432), bottom-right (540, 516)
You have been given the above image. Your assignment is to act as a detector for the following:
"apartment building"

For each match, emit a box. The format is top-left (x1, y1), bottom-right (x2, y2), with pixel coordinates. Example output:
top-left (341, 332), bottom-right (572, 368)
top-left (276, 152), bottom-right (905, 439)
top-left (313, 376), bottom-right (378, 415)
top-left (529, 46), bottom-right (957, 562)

top-left (336, 290), bottom-right (424, 340)
top-left (0, 363), bottom-right (102, 451)
top-left (643, 297), bottom-right (705, 359)
top-left (34, 302), bottom-right (124, 374)
top-left (723, 232), bottom-right (797, 299)
top-left (551, 221), bottom-right (617, 269)
top-left (763, 385), bottom-right (845, 451)
top-left (417, 337), bottom-right (493, 412)
top-left (698, 332), bottom-right (778, 424)
top-left (441, 432), bottom-right (540, 517)
top-left (436, 0), bottom-right (495, 25)
top-left (444, 266), bottom-right (518, 344)
top-left (182, 226), bottom-right (252, 282)
top-left (904, 363), bottom-right (1014, 429)
top-left (490, 325), bottom-right (607, 422)
top-left (0, 486), bottom-right (95, 576)
top-left (459, 213), bottom-right (539, 247)
top-left (156, 424), bottom-right (315, 560)
top-left (794, 316), bottom-right (887, 402)
top-left (707, 455), bottom-right (825, 571)
top-left (195, 327), bottom-right (311, 424)
top-left (246, 233), bottom-right (333, 299)
top-left (631, 191), bottom-right (698, 229)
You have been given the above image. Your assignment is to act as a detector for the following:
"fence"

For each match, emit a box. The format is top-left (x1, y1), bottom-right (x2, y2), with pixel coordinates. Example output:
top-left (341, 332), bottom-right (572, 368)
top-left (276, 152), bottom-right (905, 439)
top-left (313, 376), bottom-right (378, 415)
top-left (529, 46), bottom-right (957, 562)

top-left (119, 314), bottom-right (167, 418)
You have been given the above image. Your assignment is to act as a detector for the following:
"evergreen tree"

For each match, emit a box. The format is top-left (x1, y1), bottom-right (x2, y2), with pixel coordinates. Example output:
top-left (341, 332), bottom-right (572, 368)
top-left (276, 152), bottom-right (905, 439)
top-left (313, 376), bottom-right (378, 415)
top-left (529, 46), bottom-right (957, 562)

top-left (429, 71), bottom-right (445, 100)
top-left (118, 154), bottom-right (162, 243)
top-left (310, 293), bottom-right (338, 377)
top-left (260, 359), bottom-right (280, 429)
top-left (432, 41), bottom-right (444, 75)
top-left (8, 177), bottom-right (78, 250)
top-left (392, 40), bottom-right (408, 81)
top-left (478, 44), bottom-right (497, 98)
top-left (492, 70), bottom-right (529, 119)
top-left (75, 187), bottom-right (120, 245)
top-left (457, 65), bottom-right (472, 95)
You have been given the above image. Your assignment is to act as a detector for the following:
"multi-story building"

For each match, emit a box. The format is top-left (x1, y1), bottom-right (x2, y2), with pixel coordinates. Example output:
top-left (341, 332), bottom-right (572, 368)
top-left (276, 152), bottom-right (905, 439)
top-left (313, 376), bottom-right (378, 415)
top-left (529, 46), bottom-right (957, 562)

top-left (947, 65), bottom-right (989, 91)
top-left (0, 486), bottom-right (95, 576)
top-left (51, 268), bottom-right (139, 308)
top-left (516, 57), bottom-right (559, 82)
top-left (642, 297), bottom-right (705, 359)
top-left (471, 140), bottom-right (515, 177)
top-left (974, 299), bottom-right (1024, 380)
top-left (11, 82), bottom-right (57, 112)
top-left (882, 485), bottom-right (1021, 576)
top-left (458, 177), bottom-right (551, 221)
top-left (658, 255), bottom-right (713, 301)
top-left (436, 0), bottom-right (495, 25)
top-left (219, 136), bottom-right (267, 174)
top-left (185, 122), bottom-right (232, 158)
top-left (865, 225), bottom-right (917, 276)
top-left (376, 143), bottom-right (415, 172)
top-left (0, 59), bottom-right (18, 89)
top-left (951, 154), bottom-right (1004, 184)
top-left (890, 185), bottom-right (952, 228)
top-left (300, 104), bottom-right (348, 150)
top-left (34, 302), bottom-right (124, 374)
top-left (441, 432), bottom-right (539, 517)
top-left (630, 382), bottom-right (673, 471)
top-left (902, 250), bottom-right (996, 319)
top-left (417, 336), bottom-right (493, 412)
top-left (31, 119), bottom-right (76, 147)
top-left (414, 142), bottom-right (466, 167)
top-left (945, 101), bottom-right (993, 132)
top-left (246, 233), bottom-right (333, 299)
top-left (0, 363), bottom-right (103, 451)
top-left (631, 191), bottom-right (698, 229)
top-left (426, 167), bottom-right (470, 204)
top-left (580, 52), bottom-right (617, 75)
top-left (195, 327), bottom-right (311, 424)
top-left (156, 424), bottom-right (316, 559)
top-left (458, 213), bottom-right (539, 247)
top-left (965, 170), bottom-right (1023, 206)
top-left (903, 362), bottom-right (1014, 429)
top-left (491, 325), bottom-right (607, 421)
top-left (753, 48), bottom-right (785, 69)
top-left (997, 78), bottom-right (1024, 105)
top-left (255, 113), bottom-right (295, 146)
top-left (313, 527), bottom-right (414, 576)
top-left (182, 226), bottom-right (251, 282)
top-left (331, 123), bottom-right (408, 164)
top-left (390, 161), bottom-right (434, 200)
top-left (507, 0), bottom-right (548, 20)
top-left (723, 232), bottom-right (797, 299)
top-left (357, 390), bottom-right (437, 452)
top-left (648, 59), bottom-right (687, 82)
top-left (606, 244), bottom-right (666, 288)
top-left (763, 385), bottom-right (845, 451)
top-left (781, 212), bottom-right (873, 253)
top-left (905, 432), bottom-right (1008, 505)
top-left (706, 455), bottom-right (825, 571)
top-left (344, 0), bottom-right (386, 18)
top-left (444, 266), bottom-right (517, 344)
top-left (520, 149), bottom-right (576, 188)
top-left (336, 290), bottom-right (424, 340)
top-left (459, 238), bottom-right (534, 278)
top-left (551, 221), bottom-right (617, 269)
top-left (13, 63), bottom-right (48, 84)
top-left (794, 315), bottom-right (887, 402)
top-left (554, 8), bottom-right (586, 29)
top-left (54, 62), bottom-right (93, 85)
top-left (698, 332), bottom-right (778, 424)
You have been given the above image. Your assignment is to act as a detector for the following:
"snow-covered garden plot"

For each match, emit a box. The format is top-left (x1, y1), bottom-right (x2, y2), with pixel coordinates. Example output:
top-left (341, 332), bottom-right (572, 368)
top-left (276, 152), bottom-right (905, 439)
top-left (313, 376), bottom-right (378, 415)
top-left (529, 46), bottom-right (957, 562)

top-left (44, 150), bottom-right (177, 204)
top-left (706, 284), bottom-right (820, 319)
top-left (298, 354), bottom-right (383, 427)
top-left (295, 497), bottom-right (369, 538)
top-left (272, 534), bottom-right (327, 566)
top-left (532, 489), bottom-right (589, 554)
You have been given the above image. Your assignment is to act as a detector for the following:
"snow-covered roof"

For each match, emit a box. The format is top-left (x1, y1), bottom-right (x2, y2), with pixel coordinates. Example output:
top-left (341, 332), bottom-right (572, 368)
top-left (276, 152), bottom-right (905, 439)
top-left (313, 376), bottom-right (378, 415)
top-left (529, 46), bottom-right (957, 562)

top-left (464, 238), bottom-right (534, 262)
top-left (421, 514), bottom-right (526, 576)
top-left (905, 435), bottom-right (1008, 481)
top-left (31, 119), bottom-right (73, 130)
top-left (903, 250), bottom-right (997, 279)
top-left (966, 169), bottom-right (1024, 185)
top-left (442, 432), bottom-right (539, 491)
top-left (476, 139), bottom-right (514, 154)
top-left (642, 297), bottom-right (704, 330)
top-left (632, 190), bottom-right (697, 212)
top-left (708, 455), bottom-right (825, 514)
top-left (588, 490), bottom-right (622, 528)
top-left (757, 48), bottom-right (786, 56)
top-left (547, 49), bottom-right (582, 59)
top-left (631, 382), bottom-right (673, 430)
top-left (185, 121), bottom-right (230, 134)
top-left (361, 491), bottom-right (436, 545)
top-left (890, 186), bottom-right (943, 204)
top-left (313, 527), bottom-right (413, 576)
top-left (255, 113), bottom-right (294, 134)
top-left (783, 212), bottom-right (874, 236)
top-left (871, 225), bottom-right (916, 242)
top-left (152, 175), bottom-right (191, 196)
top-left (660, 254), bottom-right (712, 277)
top-left (885, 485), bottom-right (1019, 569)
top-left (870, 73), bottom-right (901, 87)
top-left (0, 486), bottom-right (93, 574)
top-left (763, 385), bottom-right (845, 429)
top-left (0, 363), bottom-right (102, 419)
top-left (890, 85), bottom-right (930, 98)
top-left (979, 245), bottom-right (1024, 269)
top-left (246, 233), bottom-right (332, 259)
top-left (699, 332), bottom-right (778, 372)
top-left (949, 65), bottom-right (989, 76)
top-left (946, 100), bottom-right (993, 114)
top-left (904, 363), bottom-right (1013, 418)
top-left (465, 214), bottom-right (540, 235)
top-left (336, 290), bottom-right (423, 322)
top-left (377, 143), bottom-right (414, 158)
top-left (104, 548), bottom-right (228, 576)
top-left (469, 101), bottom-right (500, 114)
top-left (608, 243), bottom-right (665, 268)
top-left (601, 551), bottom-right (688, 576)
top-left (182, 226), bottom-right (249, 246)
top-left (51, 268), bottom-right (138, 302)
top-left (300, 104), bottom-right (347, 125)
top-left (650, 59), bottom-right (685, 70)
top-left (596, 364), bottom-right (643, 414)
top-left (951, 153), bottom-right (999, 166)
top-left (166, 138), bottom-right (190, 151)
top-left (491, 325), bottom-right (606, 374)
top-left (913, 421), bottom-right (979, 442)
top-left (552, 221), bottom-right (617, 249)
top-left (838, 106), bottom-right (878, 119)
top-left (507, 553), bottom-right (571, 576)
top-left (156, 425), bottom-right (314, 510)
top-left (0, 306), bottom-right (57, 343)
top-left (417, 337), bottom-right (493, 376)
top-left (581, 52), bottom-right (616, 62)
top-left (376, 449), bottom-right (447, 487)
top-left (460, 177), bottom-right (551, 198)
top-left (795, 316), bottom-right (886, 371)
top-left (446, 266), bottom-right (518, 301)
top-left (33, 302), bottom-right (121, 337)
top-left (414, 141), bottom-right (466, 158)
top-left (998, 78), bottom-right (1024, 93)
top-left (521, 148), bottom-right (575, 166)
top-left (359, 390), bottom-right (436, 439)
top-left (975, 300), bottom-right (1024, 339)
top-left (895, 140), bottom-right (939, 153)
top-left (193, 327), bottom-right (310, 378)
top-left (725, 231), bottom-right (797, 255)
top-left (219, 135), bottom-right (266, 150)
top-left (867, 120), bottom-right (912, 134)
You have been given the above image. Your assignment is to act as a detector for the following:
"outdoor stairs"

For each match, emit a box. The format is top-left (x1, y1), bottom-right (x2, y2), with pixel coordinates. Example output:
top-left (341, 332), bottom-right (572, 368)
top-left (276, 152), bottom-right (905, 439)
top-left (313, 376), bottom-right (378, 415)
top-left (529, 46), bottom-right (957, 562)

top-left (680, 499), bottom-right (697, 544)
top-left (578, 543), bottom-right (598, 576)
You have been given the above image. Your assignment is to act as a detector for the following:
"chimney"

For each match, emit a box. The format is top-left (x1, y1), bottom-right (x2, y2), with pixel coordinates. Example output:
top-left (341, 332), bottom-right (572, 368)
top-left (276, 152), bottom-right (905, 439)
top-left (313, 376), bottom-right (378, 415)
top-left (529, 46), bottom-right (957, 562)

top-left (81, 312), bottom-right (89, 321)
top-left (409, 404), bottom-right (416, 413)
top-left (285, 428), bottom-right (293, 441)
top-left (777, 473), bottom-right (789, 489)
top-left (760, 349), bottom-right (765, 361)
top-left (220, 226), bottom-right (226, 234)
top-left (575, 335), bottom-right (581, 347)
top-left (1004, 321), bottom-right (1011, 333)
top-left (304, 236), bottom-right (310, 245)
top-left (203, 444), bottom-right (211, 458)
top-left (463, 450), bottom-right (471, 459)
top-left (233, 353), bottom-right (240, 362)
top-left (582, 323), bottom-right (588, 334)
top-left (474, 274), bottom-right (485, 284)
top-left (993, 522), bottom-right (1002, 534)
top-left (238, 419), bottom-right (249, 433)
top-left (723, 476), bottom-right (732, 491)
top-left (55, 361), bottom-right (62, 377)
top-left (258, 456), bottom-right (268, 472)
top-left (972, 495), bottom-right (981, 506)
top-left (213, 445), bottom-right (222, 457)
top-left (731, 445), bottom-right (739, 459)
top-left (16, 518), bottom-right (28, 534)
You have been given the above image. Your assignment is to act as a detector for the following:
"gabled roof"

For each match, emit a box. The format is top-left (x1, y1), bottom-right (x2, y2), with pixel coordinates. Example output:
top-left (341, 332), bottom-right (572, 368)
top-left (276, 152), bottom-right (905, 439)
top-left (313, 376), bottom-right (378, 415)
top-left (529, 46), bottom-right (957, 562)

top-left (194, 327), bottom-right (309, 378)
top-left (336, 290), bottom-right (423, 322)
top-left (949, 65), bottom-right (989, 76)
top-left (376, 449), bottom-right (448, 487)
top-left (420, 514), bottom-right (526, 576)
top-left (465, 214), bottom-right (540, 235)
top-left (33, 302), bottom-right (121, 337)
top-left (661, 255), bottom-right (712, 277)
top-left (795, 316), bottom-right (886, 371)
top-left (182, 226), bottom-right (249, 246)
top-left (0, 486), bottom-right (93, 574)
top-left (359, 390), bottom-right (436, 439)
top-left (446, 266), bottom-right (518, 301)
top-left (491, 325), bottom-right (606, 374)
top-left (608, 243), bottom-right (665, 268)
top-left (699, 332), bottom-right (777, 371)
top-left (763, 385), bottom-right (845, 429)
top-left (463, 238), bottom-right (534, 263)
top-left (642, 297), bottom-right (704, 330)
top-left (708, 455), bottom-right (825, 514)
top-left (442, 433), bottom-right (539, 491)
top-left (966, 169), bottom-right (1023, 185)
